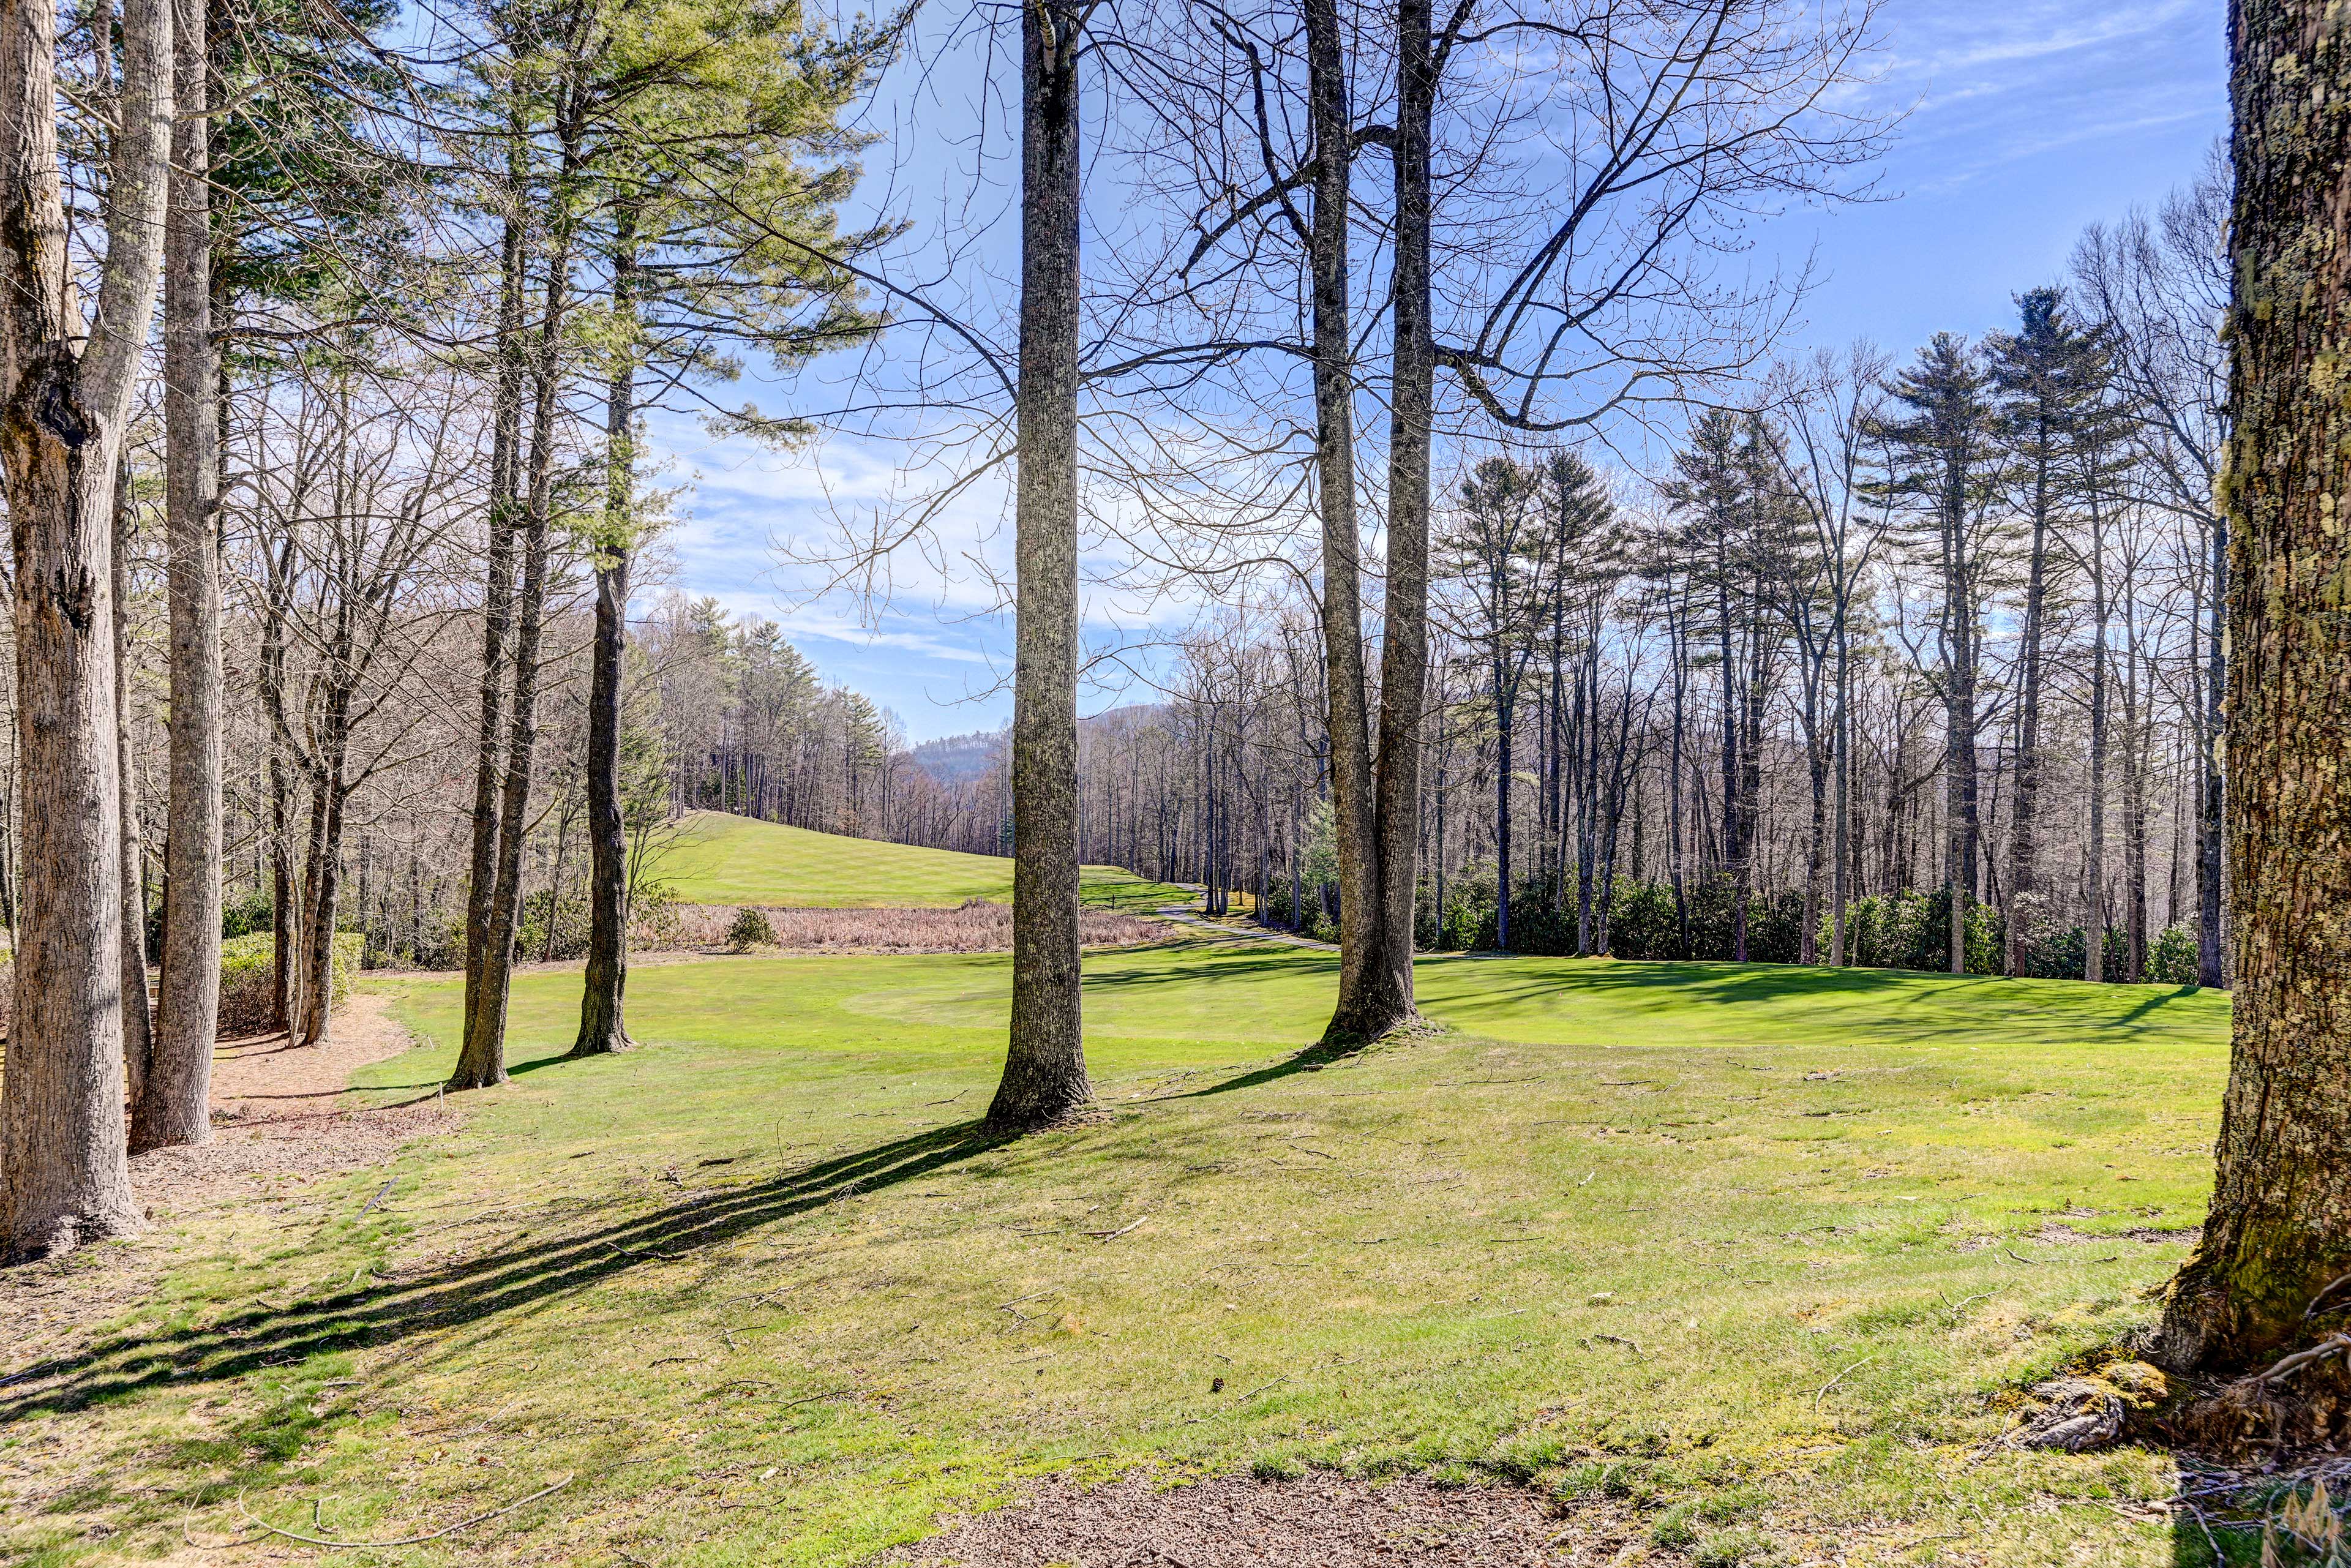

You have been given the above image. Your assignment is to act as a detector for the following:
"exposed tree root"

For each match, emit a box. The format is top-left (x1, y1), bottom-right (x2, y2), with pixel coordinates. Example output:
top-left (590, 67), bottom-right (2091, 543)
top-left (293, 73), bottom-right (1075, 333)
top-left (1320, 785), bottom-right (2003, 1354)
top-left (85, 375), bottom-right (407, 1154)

top-left (2165, 1337), bottom-right (2351, 1465)
top-left (1317, 1011), bottom-right (1444, 1052)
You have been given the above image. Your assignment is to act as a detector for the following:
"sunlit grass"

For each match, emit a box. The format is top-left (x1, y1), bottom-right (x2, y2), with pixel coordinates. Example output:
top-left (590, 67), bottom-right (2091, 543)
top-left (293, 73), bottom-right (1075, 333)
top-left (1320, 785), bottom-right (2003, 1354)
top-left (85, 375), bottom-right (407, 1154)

top-left (648, 810), bottom-right (1193, 910)
top-left (0, 943), bottom-right (2233, 1565)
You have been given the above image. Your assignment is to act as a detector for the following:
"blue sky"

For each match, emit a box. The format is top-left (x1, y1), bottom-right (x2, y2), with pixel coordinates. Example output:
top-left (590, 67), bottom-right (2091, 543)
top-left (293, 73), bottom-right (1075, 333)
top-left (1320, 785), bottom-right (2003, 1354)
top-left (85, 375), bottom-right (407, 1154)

top-left (651, 0), bottom-right (2226, 745)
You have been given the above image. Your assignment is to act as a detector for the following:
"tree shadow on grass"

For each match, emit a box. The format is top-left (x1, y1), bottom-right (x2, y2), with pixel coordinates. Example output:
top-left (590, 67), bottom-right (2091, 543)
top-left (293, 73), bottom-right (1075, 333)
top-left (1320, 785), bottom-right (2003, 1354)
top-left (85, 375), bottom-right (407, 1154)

top-left (1172, 1042), bottom-right (1360, 1100)
top-left (0, 1119), bottom-right (1018, 1422)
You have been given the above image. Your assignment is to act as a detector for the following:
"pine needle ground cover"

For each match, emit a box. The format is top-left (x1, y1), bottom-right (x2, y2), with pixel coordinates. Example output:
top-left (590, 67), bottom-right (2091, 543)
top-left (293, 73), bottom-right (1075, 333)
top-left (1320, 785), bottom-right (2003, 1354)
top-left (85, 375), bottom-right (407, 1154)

top-left (1, 943), bottom-right (2235, 1565)
top-left (651, 811), bottom-right (1191, 910)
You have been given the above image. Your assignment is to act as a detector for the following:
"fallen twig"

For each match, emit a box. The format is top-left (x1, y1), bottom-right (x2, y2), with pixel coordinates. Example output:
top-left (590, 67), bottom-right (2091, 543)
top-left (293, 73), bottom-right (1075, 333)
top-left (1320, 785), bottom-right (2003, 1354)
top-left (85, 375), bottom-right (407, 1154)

top-left (2231, 1330), bottom-right (2351, 1389)
top-left (778, 1387), bottom-right (856, 1411)
top-left (234, 1472), bottom-right (573, 1548)
top-left (1814, 1354), bottom-right (1878, 1409)
top-left (1086, 1216), bottom-right (1149, 1243)
top-left (1235, 1375), bottom-right (1289, 1401)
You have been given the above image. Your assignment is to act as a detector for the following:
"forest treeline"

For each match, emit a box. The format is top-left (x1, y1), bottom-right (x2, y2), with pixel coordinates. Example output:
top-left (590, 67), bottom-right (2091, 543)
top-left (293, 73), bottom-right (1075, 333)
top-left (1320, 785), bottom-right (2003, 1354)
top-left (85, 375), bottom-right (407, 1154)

top-left (0, 0), bottom-right (901, 1255)
top-left (708, 165), bottom-right (2229, 991)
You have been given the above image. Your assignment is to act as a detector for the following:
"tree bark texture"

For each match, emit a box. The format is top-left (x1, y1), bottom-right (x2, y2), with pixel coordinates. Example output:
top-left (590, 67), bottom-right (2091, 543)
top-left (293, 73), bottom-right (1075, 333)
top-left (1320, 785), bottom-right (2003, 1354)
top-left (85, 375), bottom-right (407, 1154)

top-left (574, 209), bottom-right (637, 1059)
top-left (144, 0), bottom-right (222, 1147)
top-left (0, 0), bottom-right (171, 1259)
top-left (988, 0), bottom-right (1090, 1127)
top-left (1365, 0), bottom-right (1433, 1015)
top-left (454, 202), bottom-right (527, 1089)
top-left (2006, 454), bottom-right (2051, 975)
top-left (457, 224), bottom-right (566, 1089)
top-left (2085, 505), bottom-right (2110, 985)
top-left (1300, 0), bottom-right (1385, 1044)
top-left (2161, 0), bottom-right (2351, 1373)
top-left (113, 467), bottom-right (153, 1115)
top-left (2199, 511), bottom-right (2230, 988)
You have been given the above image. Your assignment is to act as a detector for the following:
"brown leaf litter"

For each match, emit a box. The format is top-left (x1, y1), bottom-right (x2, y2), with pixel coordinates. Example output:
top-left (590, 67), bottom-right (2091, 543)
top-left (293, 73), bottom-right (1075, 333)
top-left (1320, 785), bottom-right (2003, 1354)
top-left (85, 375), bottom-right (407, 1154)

top-left (891, 1471), bottom-right (1641, 1567)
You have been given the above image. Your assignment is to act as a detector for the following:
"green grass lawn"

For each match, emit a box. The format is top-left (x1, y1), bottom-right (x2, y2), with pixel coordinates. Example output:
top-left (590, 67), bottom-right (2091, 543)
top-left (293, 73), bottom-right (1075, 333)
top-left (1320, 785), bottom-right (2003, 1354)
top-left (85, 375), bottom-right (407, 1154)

top-left (649, 810), bottom-right (1193, 909)
top-left (0, 943), bottom-right (2240, 1566)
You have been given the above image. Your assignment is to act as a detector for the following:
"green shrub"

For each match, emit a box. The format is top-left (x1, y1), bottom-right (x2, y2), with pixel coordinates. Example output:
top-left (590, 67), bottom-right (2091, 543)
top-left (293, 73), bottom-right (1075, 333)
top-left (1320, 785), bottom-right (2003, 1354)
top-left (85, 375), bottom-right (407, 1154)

top-left (217, 931), bottom-right (361, 1037)
top-left (220, 887), bottom-right (276, 940)
top-left (724, 907), bottom-right (776, 952)
top-left (629, 883), bottom-right (686, 950)
top-left (2147, 922), bottom-right (2201, 985)
top-left (517, 886), bottom-right (591, 963)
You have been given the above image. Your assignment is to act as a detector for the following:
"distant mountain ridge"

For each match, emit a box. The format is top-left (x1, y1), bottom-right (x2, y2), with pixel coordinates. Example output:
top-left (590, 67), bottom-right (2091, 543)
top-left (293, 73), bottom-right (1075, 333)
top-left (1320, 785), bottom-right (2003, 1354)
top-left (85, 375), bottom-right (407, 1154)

top-left (910, 705), bottom-right (1170, 786)
top-left (909, 729), bottom-right (1004, 785)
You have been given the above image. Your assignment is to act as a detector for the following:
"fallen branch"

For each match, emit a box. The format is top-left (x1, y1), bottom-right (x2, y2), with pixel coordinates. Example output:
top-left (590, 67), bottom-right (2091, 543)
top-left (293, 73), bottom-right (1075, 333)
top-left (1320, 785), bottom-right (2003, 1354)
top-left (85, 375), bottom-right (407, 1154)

top-left (2254, 1332), bottom-right (2351, 1387)
top-left (235, 1472), bottom-right (573, 1548)
top-left (1086, 1217), bottom-right (1149, 1243)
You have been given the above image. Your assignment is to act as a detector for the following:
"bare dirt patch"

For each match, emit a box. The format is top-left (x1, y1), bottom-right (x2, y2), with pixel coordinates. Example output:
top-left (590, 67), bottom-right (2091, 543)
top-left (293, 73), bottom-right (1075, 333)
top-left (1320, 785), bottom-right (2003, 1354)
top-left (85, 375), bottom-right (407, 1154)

top-left (892, 1472), bottom-right (1633, 1567)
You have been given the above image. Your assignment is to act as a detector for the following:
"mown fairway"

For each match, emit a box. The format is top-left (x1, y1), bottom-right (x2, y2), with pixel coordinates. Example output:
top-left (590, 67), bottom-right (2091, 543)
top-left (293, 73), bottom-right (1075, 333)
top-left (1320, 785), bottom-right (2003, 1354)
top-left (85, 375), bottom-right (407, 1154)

top-left (1, 943), bottom-right (2233, 1565)
top-left (652, 811), bottom-right (1191, 909)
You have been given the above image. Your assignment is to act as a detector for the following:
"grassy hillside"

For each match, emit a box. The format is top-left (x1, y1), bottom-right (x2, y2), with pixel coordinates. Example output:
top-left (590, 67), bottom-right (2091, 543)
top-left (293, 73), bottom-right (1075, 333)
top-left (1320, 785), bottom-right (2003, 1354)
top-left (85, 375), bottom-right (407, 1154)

top-left (650, 809), bottom-right (1190, 909)
top-left (3, 945), bottom-right (2237, 1566)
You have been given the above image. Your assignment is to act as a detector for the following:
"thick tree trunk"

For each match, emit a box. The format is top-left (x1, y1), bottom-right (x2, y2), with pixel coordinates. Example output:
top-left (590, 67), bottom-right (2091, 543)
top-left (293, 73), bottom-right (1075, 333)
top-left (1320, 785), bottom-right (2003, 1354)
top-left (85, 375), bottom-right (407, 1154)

top-left (2159, 0), bottom-right (2351, 1375)
top-left (455, 118), bottom-right (574, 1092)
top-left (457, 309), bottom-right (560, 1089)
top-left (1300, 0), bottom-right (1388, 1043)
top-left (573, 209), bottom-right (637, 1059)
top-left (3, 442), bottom-right (143, 1261)
top-left (1366, 0), bottom-right (1433, 1011)
top-left (144, 0), bottom-right (222, 1146)
top-left (456, 202), bottom-right (527, 1086)
top-left (986, 0), bottom-right (1090, 1127)
top-left (0, 0), bottom-right (170, 1261)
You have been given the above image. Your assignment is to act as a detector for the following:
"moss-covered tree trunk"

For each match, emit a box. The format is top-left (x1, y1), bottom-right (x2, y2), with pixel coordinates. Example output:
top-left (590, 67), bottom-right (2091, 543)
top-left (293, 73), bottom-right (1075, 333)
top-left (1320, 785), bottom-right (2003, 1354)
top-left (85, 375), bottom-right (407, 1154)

top-left (2160, 0), bottom-right (2351, 1372)
top-left (986, 0), bottom-right (1090, 1127)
